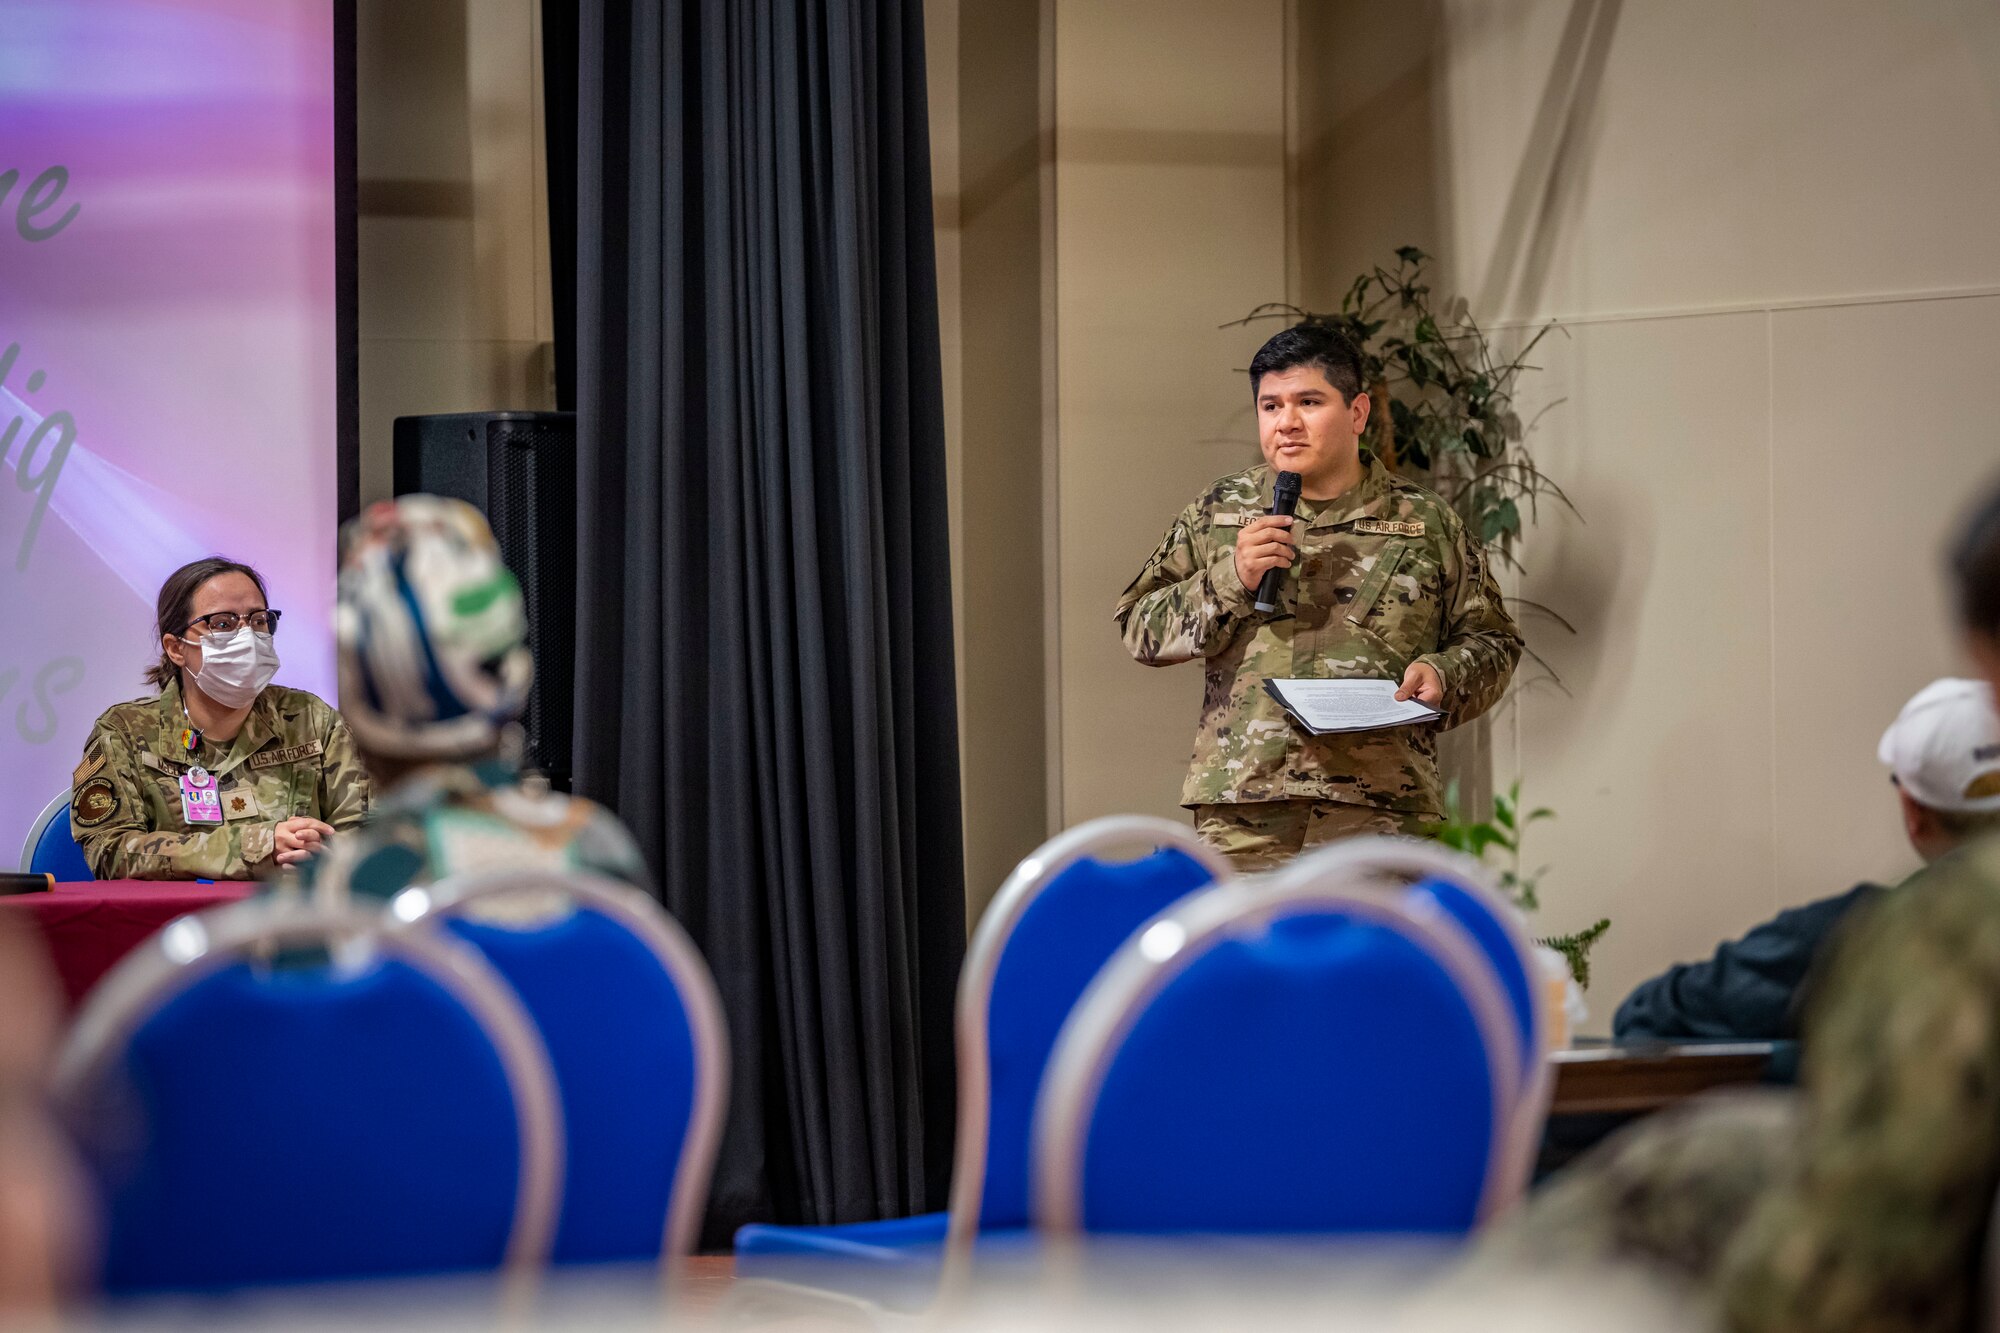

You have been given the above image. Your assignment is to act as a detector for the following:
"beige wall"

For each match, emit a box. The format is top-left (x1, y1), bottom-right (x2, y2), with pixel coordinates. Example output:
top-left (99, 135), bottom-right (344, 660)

top-left (1053, 1), bottom-right (1292, 827)
top-left (355, 0), bottom-right (553, 505)
top-left (937, 0), bottom-right (1055, 919)
top-left (1292, 0), bottom-right (2000, 1021)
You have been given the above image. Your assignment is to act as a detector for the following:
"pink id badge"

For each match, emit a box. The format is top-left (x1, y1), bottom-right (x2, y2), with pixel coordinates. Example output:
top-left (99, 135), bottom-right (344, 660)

top-left (179, 770), bottom-right (223, 825)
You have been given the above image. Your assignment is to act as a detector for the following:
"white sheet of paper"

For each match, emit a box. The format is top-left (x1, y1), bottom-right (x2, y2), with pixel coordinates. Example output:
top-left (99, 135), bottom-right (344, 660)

top-left (1265, 678), bottom-right (1442, 734)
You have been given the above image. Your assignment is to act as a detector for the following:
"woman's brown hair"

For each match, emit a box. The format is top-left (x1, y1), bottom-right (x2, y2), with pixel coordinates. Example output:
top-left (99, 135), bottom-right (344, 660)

top-left (145, 558), bottom-right (269, 690)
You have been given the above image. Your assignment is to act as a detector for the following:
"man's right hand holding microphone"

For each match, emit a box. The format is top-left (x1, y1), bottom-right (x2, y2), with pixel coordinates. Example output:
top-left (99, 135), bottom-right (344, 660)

top-left (1235, 514), bottom-right (1297, 595)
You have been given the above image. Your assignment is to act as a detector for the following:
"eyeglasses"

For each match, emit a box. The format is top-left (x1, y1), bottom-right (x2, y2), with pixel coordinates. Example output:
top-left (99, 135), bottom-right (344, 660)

top-left (180, 609), bottom-right (283, 637)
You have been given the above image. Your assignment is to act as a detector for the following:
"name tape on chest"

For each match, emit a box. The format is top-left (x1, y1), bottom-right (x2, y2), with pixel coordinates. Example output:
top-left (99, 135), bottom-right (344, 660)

top-left (247, 740), bottom-right (325, 771)
top-left (1352, 518), bottom-right (1426, 537)
top-left (1211, 511), bottom-right (1256, 527)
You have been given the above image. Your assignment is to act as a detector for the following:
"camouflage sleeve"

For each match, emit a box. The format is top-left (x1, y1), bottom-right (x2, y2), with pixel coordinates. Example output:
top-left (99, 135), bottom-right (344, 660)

top-left (1718, 859), bottom-right (2000, 1333)
top-left (1113, 504), bottom-right (1252, 666)
top-left (317, 708), bottom-right (371, 831)
top-left (73, 722), bottom-right (271, 880)
top-left (1414, 521), bottom-right (1522, 728)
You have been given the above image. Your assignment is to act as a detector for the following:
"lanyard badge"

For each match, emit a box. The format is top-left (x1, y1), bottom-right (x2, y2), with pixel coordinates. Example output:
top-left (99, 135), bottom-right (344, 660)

top-left (179, 768), bottom-right (222, 825)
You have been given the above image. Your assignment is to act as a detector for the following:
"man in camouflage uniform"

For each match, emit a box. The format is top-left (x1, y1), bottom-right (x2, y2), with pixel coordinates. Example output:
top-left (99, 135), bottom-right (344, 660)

top-left (302, 495), bottom-right (648, 905)
top-left (72, 678), bottom-right (369, 879)
top-left (1115, 322), bottom-right (1522, 869)
top-left (1479, 477), bottom-right (2000, 1333)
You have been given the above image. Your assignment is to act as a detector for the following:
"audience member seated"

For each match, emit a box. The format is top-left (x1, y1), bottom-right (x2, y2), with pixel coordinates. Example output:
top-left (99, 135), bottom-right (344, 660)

top-left (1477, 476), bottom-right (2000, 1333)
top-left (303, 496), bottom-right (648, 904)
top-left (0, 918), bottom-right (88, 1313)
top-left (71, 558), bottom-right (370, 880)
top-left (1614, 677), bottom-right (2000, 1043)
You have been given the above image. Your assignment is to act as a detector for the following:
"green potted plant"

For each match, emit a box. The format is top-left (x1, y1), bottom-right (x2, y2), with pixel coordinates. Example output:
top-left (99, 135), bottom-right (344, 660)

top-left (1432, 779), bottom-right (1608, 991)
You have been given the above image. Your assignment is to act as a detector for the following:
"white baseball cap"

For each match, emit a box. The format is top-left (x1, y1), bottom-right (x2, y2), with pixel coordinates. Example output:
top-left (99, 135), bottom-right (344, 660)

top-left (1878, 678), bottom-right (2000, 813)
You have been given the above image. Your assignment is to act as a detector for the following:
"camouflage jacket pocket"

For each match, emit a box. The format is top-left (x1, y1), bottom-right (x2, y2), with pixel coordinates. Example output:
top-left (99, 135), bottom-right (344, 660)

top-left (143, 769), bottom-right (191, 830)
top-left (1347, 542), bottom-right (1443, 659)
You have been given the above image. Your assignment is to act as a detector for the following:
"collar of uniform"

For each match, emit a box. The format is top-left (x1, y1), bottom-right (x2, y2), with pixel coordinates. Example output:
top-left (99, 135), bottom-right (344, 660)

top-left (218, 690), bottom-right (288, 777)
top-left (148, 679), bottom-right (195, 767)
top-left (150, 678), bottom-right (283, 777)
top-left (1288, 453), bottom-right (1393, 528)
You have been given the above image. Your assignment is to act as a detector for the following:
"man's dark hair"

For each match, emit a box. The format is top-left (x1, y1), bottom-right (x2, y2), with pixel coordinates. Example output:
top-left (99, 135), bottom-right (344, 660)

top-left (1248, 322), bottom-right (1366, 403)
top-left (147, 557), bottom-right (269, 690)
top-left (1953, 475), bottom-right (2000, 640)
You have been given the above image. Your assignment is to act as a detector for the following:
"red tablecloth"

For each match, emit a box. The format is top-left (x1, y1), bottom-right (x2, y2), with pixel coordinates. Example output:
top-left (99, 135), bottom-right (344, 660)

top-left (0, 881), bottom-right (255, 1008)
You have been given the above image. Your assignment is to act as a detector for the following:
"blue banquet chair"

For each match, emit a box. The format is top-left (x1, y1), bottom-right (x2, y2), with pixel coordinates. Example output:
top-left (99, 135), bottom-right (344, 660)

top-left (733, 814), bottom-right (1228, 1308)
top-left (21, 791), bottom-right (92, 880)
top-left (1280, 836), bottom-right (1553, 1178)
top-left (386, 868), bottom-right (729, 1271)
top-left (1032, 859), bottom-right (1526, 1241)
top-left (53, 895), bottom-right (563, 1294)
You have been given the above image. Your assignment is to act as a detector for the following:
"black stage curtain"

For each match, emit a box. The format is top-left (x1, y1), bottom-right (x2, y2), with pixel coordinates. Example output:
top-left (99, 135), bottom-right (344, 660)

top-left (572, 0), bottom-right (966, 1241)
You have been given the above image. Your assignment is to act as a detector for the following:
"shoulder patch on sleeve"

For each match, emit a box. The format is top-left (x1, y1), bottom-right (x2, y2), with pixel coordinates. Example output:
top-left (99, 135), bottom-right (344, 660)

top-left (73, 744), bottom-right (106, 789)
top-left (73, 778), bottom-right (119, 828)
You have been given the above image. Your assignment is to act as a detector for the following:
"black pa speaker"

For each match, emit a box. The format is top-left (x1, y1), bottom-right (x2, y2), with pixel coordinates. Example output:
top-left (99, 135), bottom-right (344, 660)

top-left (392, 410), bottom-right (577, 791)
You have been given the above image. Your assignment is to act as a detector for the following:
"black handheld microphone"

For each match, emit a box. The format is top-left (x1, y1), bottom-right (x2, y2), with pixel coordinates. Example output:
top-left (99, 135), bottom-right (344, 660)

top-left (1253, 470), bottom-right (1303, 613)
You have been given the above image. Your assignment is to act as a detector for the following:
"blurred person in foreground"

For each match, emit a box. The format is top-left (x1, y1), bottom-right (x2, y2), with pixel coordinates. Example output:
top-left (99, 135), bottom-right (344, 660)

top-left (73, 558), bottom-right (369, 879)
top-left (1614, 677), bottom-right (2000, 1043)
top-left (1480, 477), bottom-right (2000, 1333)
top-left (0, 919), bottom-right (91, 1311)
top-left (301, 495), bottom-right (647, 903)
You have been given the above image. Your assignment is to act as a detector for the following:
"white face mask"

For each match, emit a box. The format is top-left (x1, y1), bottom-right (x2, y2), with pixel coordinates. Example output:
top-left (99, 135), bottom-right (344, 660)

top-left (186, 627), bottom-right (281, 710)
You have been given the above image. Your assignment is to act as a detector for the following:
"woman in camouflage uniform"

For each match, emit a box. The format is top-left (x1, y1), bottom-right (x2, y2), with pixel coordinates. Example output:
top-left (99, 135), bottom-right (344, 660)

top-left (70, 558), bottom-right (371, 879)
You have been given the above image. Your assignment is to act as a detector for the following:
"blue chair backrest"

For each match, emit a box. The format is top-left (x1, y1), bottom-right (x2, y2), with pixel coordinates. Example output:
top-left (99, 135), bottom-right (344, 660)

top-left (1405, 876), bottom-right (1537, 1082)
top-left (447, 908), bottom-right (700, 1264)
top-left (979, 847), bottom-right (1215, 1228)
top-left (88, 957), bottom-right (528, 1291)
top-left (28, 797), bottom-right (92, 881)
top-left (1065, 907), bottom-right (1505, 1235)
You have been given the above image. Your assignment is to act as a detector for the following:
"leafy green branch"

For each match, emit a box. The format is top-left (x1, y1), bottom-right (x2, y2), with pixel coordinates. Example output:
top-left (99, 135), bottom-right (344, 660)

top-left (1431, 779), bottom-right (1555, 911)
top-left (1430, 779), bottom-right (1610, 988)
top-left (1540, 919), bottom-right (1612, 992)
